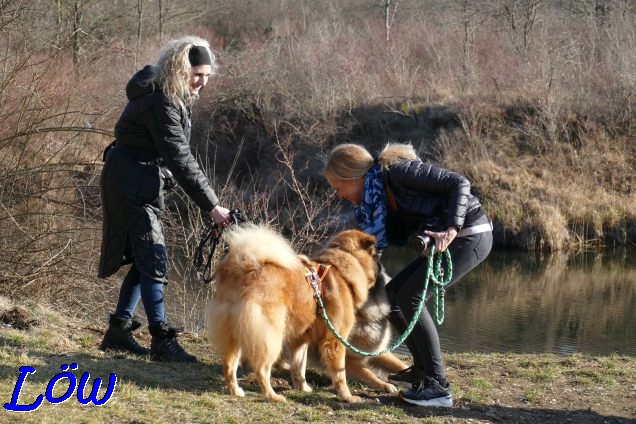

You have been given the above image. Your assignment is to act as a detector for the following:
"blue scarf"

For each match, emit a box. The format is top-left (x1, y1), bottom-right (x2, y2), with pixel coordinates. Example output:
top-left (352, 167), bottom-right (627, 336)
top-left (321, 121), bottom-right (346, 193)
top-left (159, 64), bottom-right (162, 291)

top-left (354, 164), bottom-right (388, 249)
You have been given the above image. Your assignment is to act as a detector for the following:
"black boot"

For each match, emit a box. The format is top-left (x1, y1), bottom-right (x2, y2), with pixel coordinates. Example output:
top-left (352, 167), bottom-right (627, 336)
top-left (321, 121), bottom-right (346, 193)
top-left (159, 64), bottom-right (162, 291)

top-left (100, 314), bottom-right (150, 356)
top-left (148, 322), bottom-right (197, 363)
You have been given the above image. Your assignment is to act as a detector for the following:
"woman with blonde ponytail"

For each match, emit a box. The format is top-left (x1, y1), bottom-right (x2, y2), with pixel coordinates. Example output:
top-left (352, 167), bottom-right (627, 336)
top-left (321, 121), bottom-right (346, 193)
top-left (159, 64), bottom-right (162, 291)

top-left (325, 142), bottom-right (493, 408)
top-left (98, 35), bottom-right (231, 363)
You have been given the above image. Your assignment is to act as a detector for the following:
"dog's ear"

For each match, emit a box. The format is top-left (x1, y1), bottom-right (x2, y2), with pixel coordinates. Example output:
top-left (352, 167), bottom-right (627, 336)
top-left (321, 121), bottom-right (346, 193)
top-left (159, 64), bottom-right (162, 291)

top-left (297, 254), bottom-right (315, 268)
top-left (357, 231), bottom-right (377, 256)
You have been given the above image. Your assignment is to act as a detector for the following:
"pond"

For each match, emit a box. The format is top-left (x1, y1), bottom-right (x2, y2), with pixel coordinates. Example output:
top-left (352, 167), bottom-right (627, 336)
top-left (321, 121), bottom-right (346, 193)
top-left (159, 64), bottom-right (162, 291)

top-left (381, 246), bottom-right (636, 357)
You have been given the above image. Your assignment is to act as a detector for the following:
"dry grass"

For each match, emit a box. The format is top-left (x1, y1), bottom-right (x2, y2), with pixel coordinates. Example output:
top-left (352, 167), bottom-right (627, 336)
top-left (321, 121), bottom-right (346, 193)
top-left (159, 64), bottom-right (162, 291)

top-left (0, 296), bottom-right (634, 424)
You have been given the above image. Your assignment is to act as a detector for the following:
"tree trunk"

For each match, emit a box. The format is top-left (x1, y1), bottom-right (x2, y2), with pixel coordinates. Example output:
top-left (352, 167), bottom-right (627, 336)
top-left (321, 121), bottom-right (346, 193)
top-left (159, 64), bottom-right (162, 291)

top-left (382, 0), bottom-right (399, 43)
top-left (383, 0), bottom-right (390, 42)
top-left (72, 0), bottom-right (82, 79)
top-left (595, 0), bottom-right (608, 28)
top-left (55, 0), bottom-right (63, 46)
top-left (135, 0), bottom-right (144, 69)
top-left (158, 0), bottom-right (164, 42)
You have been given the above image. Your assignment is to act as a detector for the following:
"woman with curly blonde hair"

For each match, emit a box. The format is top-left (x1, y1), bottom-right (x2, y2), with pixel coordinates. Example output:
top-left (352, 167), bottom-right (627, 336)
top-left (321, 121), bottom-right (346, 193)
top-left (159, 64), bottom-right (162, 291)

top-left (325, 142), bottom-right (493, 407)
top-left (99, 35), bottom-right (230, 362)
top-left (155, 35), bottom-right (219, 113)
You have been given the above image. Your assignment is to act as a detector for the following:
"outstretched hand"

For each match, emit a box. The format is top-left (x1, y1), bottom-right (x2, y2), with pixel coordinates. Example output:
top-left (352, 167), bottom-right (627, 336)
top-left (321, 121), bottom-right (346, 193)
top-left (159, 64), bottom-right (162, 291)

top-left (423, 227), bottom-right (458, 252)
top-left (209, 205), bottom-right (231, 227)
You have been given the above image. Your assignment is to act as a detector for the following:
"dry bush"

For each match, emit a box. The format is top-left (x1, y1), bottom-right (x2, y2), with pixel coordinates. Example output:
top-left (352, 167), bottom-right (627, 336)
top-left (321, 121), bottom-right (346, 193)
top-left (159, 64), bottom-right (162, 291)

top-left (0, 42), bottom-right (114, 315)
top-left (156, 133), bottom-right (340, 331)
top-left (206, 2), bottom-right (634, 130)
top-left (434, 96), bottom-right (634, 251)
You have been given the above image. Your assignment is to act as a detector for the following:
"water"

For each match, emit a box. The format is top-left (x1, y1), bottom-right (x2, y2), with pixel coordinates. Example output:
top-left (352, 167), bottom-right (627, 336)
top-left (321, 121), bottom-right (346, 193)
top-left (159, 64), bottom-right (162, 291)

top-left (381, 246), bottom-right (636, 356)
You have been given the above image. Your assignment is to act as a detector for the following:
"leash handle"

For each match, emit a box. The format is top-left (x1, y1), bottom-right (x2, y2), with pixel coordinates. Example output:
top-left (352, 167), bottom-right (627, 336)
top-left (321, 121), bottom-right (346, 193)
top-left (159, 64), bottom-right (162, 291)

top-left (193, 224), bottom-right (221, 284)
top-left (193, 208), bottom-right (248, 284)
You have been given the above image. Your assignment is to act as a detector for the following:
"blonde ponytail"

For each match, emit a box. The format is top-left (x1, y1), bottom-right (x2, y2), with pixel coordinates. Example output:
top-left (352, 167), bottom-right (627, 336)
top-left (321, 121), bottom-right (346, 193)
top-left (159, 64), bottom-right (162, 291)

top-left (377, 143), bottom-right (418, 168)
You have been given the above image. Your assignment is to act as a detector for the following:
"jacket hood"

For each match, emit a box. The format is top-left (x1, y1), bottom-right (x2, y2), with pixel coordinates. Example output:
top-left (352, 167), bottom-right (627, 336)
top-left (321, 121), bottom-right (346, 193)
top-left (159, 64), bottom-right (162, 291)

top-left (126, 65), bottom-right (159, 101)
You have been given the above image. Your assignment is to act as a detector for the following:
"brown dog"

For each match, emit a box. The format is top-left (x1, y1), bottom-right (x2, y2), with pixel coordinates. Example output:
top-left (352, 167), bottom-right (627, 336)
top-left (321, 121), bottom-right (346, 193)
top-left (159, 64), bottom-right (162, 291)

top-left (206, 223), bottom-right (399, 402)
top-left (332, 273), bottom-right (408, 394)
top-left (292, 259), bottom-right (407, 394)
top-left (281, 270), bottom-right (408, 395)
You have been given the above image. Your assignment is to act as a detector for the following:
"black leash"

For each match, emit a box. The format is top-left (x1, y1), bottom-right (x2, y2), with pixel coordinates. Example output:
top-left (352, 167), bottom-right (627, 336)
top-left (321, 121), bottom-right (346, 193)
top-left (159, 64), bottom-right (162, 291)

top-left (193, 209), bottom-right (247, 284)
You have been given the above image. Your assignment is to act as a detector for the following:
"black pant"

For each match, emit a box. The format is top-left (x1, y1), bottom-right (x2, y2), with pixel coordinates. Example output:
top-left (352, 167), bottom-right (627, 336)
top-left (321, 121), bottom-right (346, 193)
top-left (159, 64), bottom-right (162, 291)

top-left (385, 217), bottom-right (493, 383)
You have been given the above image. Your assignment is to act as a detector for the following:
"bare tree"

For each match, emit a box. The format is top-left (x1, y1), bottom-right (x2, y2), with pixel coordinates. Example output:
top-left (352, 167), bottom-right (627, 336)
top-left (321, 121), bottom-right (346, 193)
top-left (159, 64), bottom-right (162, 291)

top-left (500, 0), bottom-right (542, 54)
top-left (54, 0), bottom-right (64, 45)
top-left (0, 41), bottom-right (112, 309)
top-left (158, 0), bottom-right (165, 41)
top-left (449, 0), bottom-right (484, 90)
top-left (381, 0), bottom-right (400, 42)
top-left (72, 0), bottom-right (83, 77)
top-left (135, 0), bottom-right (144, 69)
top-left (595, 0), bottom-right (609, 28)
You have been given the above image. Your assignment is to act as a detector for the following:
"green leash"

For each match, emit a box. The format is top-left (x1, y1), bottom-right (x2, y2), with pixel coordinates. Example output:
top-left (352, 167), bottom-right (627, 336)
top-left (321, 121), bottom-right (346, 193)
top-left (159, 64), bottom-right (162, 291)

top-left (307, 247), bottom-right (453, 357)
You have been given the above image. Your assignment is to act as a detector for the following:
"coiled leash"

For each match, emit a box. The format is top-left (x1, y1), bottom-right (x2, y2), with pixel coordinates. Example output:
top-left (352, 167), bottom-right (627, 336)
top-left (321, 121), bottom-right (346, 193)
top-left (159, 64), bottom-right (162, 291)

top-left (305, 246), bottom-right (453, 357)
top-left (193, 209), bottom-right (247, 284)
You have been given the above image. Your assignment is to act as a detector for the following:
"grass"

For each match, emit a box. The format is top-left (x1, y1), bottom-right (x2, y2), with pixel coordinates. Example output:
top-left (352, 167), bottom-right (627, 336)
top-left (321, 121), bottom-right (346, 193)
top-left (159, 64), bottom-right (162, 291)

top-left (1, 297), bottom-right (634, 424)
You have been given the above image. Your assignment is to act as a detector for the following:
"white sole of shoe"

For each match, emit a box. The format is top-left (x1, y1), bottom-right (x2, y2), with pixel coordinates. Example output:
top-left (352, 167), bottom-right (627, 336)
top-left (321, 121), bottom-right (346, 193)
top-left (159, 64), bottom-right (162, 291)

top-left (398, 393), bottom-right (453, 408)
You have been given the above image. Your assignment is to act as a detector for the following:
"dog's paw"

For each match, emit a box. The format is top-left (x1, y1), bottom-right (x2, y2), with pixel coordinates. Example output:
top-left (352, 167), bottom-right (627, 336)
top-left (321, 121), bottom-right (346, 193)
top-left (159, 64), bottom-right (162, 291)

top-left (229, 386), bottom-right (245, 397)
top-left (291, 377), bottom-right (312, 392)
top-left (344, 394), bottom-right (362, 403)
top-left (266, 393), bottom-right (286, 402)
top-left (274, 359), bottom-right (291, 371)
top-left (382, 382), bottom-right (398, 394)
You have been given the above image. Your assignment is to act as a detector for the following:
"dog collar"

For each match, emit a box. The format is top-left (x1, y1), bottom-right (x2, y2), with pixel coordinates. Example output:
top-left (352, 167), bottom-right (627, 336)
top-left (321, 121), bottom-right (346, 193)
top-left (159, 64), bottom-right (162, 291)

top-left (304, 263), bottom-right (331, 310)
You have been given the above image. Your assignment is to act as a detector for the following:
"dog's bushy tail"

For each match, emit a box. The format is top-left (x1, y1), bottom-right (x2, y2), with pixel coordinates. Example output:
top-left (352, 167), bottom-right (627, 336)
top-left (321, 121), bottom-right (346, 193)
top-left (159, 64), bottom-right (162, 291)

top-left (221, 223), bottom-right (299, 271)
top-left (207, 297), bottom-right (287, 370)
top-left (240, 299), bottom-right (286, 367)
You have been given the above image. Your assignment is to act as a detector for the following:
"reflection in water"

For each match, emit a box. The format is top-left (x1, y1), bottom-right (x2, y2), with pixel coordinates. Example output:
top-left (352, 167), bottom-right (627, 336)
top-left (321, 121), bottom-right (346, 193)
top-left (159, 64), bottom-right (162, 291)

top-left (382, 247), bottom-right (636, 356)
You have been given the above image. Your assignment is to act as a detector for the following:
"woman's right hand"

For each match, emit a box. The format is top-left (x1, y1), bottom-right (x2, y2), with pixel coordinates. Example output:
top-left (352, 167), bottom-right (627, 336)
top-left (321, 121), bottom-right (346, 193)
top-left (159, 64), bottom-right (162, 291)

top-left (209, 205), bottom-right (231, 227)
top-left (423, 226), bottom-right (458, 252)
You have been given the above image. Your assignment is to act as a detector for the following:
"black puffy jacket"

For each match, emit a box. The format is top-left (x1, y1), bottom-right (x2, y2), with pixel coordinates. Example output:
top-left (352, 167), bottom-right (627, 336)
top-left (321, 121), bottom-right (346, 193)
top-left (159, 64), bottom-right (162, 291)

top-left (383, 159), bottom-right (483, 242)
top-left (98, 65), bottom-right (219, 281)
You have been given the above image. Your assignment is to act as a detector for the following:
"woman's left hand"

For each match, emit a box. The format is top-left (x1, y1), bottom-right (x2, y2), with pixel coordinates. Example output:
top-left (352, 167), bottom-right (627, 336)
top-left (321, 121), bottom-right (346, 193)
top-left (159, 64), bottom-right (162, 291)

top-left (423, 227), bottom-right (458, 252)
top-left (209, 205), bottom-right (232, 227)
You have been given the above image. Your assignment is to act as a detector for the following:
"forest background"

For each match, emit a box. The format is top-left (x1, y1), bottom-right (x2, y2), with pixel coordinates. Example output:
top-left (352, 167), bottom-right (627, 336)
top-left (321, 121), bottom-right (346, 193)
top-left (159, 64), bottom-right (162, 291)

top-left (0, 0), bottom-right (634, 322)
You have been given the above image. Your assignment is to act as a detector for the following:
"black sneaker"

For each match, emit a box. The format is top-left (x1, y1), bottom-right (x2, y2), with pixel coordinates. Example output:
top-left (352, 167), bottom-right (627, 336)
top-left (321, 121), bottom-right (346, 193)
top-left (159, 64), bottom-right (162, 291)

top-left (399, 377), bottom-right (453, 407)
top-left (388, 365), bottom-right (418, 388)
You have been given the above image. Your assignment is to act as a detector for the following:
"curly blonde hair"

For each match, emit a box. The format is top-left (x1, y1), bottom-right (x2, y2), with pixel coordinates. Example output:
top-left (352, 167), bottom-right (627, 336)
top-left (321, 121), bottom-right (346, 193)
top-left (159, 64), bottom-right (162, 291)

top-left (324, 142), bottom-right (418, 181)
top-left (154, 35), bottom-right (218, 113)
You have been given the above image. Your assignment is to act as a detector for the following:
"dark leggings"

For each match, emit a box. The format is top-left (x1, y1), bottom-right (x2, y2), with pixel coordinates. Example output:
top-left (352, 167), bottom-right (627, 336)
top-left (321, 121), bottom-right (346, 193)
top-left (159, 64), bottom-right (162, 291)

top-left (385, 221), bottom-right (493, 383)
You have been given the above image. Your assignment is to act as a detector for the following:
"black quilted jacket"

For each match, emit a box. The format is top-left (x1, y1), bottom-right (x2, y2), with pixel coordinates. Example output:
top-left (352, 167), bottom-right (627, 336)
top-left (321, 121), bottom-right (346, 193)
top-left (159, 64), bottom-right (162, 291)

top-left (383, 158), bottom-right (483, 243)
top-left (98, 65), bottom-right (219, 281)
